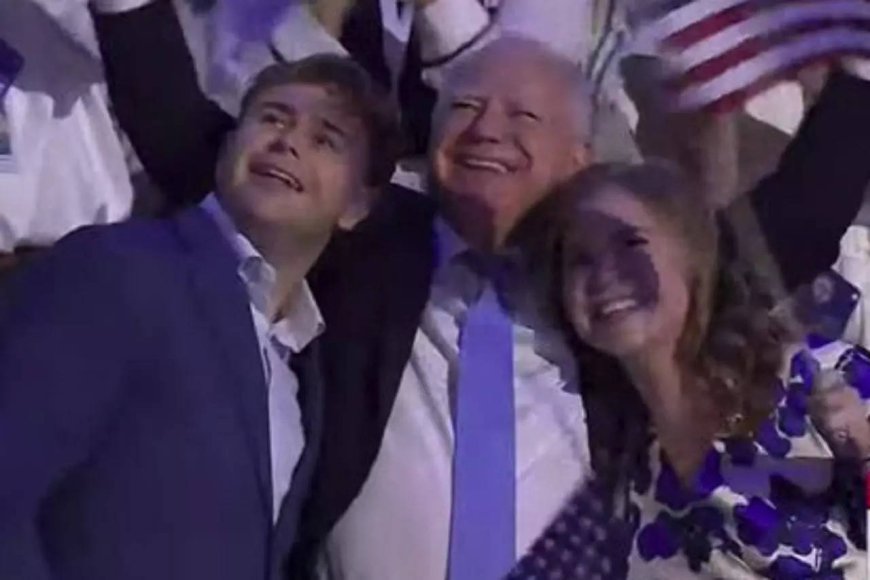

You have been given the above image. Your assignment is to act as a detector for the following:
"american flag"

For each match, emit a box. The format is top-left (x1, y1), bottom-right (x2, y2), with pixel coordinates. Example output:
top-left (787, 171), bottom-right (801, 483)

top-left (634, 0), bottom-right (870, 111)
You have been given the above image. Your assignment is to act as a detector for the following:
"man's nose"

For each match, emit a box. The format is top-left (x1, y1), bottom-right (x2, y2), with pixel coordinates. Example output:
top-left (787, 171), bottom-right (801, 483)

top-left (267, 126), bottom-right (301, 158)
top-left (467, 104), bottom-right (508, 142)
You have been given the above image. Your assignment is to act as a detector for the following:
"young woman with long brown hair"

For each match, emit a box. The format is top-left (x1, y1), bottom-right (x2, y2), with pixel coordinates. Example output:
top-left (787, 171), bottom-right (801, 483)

top-left (509, 162), bottom-right (869, 578)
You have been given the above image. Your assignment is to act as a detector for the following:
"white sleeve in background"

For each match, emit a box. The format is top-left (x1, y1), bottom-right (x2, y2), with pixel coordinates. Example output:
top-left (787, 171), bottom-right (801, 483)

top-left (496, 0), bottom-right (593, 65)
top-left (0, 2), bottom-right (134, 251)
top-left (416, 0), bottom-right (489, 63)
top-left (415, 0), bottom-right (492, 88)
top-left (269, 4), bottom-right (348, 60)
top-left (417, 0), bottom-right (596, 88)
top-left (90, 0), bottom-right (153, 14)
top-left (182, 2), bottom-right (349, 116)
top-left (842, 57), bottom-right (870, 81)
top-left (27, 1), bottom-right (102, 58)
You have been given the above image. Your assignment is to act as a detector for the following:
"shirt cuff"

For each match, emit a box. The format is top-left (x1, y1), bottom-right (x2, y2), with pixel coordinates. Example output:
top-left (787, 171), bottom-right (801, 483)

top-left (842, 57), bottom-right (870, 82)
top-left (90, 0), bottom-right (153, 14)
top-left (415, 0), bottom-right (490, 64)
top-left (270, 5), bottom-right (348, 61)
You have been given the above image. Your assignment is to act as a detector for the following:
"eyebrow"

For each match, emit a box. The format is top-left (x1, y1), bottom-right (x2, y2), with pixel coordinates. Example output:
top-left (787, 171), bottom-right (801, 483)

top-left (258, 101), bottom-right (351, 139)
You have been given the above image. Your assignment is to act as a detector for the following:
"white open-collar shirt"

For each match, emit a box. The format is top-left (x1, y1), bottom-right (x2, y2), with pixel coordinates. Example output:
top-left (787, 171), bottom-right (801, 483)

top-left (320, 219), bottom-right (591, 580)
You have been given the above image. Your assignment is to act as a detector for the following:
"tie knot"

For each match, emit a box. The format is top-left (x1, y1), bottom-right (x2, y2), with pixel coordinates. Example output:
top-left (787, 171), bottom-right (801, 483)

top-left (461, 252), bottom-right (516, 288)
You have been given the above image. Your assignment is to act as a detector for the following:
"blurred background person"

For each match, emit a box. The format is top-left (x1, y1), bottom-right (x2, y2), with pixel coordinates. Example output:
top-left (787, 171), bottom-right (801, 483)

top-left (0, 0), bottom-right (141, 284)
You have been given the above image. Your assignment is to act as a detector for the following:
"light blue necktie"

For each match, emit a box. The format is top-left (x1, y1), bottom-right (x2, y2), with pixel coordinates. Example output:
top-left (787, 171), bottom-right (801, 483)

top-left (448, 275), bottom-right (516, 580)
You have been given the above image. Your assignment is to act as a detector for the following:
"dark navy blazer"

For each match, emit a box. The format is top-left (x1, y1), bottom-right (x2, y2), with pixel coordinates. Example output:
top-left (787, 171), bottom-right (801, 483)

top-left (0, 207), bottom-right (323, 580)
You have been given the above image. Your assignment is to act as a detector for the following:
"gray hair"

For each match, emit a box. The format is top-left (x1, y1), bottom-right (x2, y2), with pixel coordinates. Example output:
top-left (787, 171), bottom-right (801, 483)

top-left (433, 36), bottom-right (593, 144)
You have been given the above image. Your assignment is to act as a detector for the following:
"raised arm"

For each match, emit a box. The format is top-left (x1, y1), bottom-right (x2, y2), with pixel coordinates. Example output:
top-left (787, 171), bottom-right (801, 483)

top-left (739, 61), bottom-right (870, 292)
top-left (91, 0), bottom-right (234, 207)
top-left (415, 0), bottom-right (493, 88)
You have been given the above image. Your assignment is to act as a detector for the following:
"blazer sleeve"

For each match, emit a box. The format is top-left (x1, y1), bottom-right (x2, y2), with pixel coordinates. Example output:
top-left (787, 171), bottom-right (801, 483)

top-left (736, 70), bottom-right (870, 292)
top-left (92, 0), bottom-right (234, 207)
top-left (0, 231), bottom-right (136, 579)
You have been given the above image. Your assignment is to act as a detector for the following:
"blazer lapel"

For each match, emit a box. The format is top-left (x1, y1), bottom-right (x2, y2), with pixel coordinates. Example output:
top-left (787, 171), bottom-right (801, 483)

top-left (172, 207), bottom-right (273, 519)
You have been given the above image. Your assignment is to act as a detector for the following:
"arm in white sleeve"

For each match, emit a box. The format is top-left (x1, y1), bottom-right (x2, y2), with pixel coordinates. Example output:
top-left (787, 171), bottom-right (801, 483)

top-left (842, 57), bottom-right (870, 82)
top-left (416, 0), bottom-right (493, 88)
top-left (496, 0), bottom-right (594, 65)
top-left (417, 0), bottom-right (595, 87)
top-left (270, 4), bottom-right (348, 60)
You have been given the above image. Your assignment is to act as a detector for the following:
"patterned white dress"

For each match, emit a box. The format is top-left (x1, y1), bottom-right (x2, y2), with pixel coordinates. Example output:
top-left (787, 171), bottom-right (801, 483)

top-left (510, 341), bottom-right (868, 579)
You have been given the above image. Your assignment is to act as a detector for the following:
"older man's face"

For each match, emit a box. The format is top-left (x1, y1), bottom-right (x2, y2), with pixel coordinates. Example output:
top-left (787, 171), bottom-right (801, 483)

top-left (431, 42), bottom-right (590, 250)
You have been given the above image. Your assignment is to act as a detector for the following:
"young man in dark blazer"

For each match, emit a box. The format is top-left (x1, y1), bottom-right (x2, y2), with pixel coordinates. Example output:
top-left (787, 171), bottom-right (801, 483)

top-left (90, 2), bottom-right (870, 576)
top-left (0, 54), bottom-right (400, 580)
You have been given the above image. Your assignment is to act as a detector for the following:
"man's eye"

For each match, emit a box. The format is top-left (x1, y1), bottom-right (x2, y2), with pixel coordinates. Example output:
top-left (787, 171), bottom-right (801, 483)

top-left (514, 109), bottom-right (541, 122)
top-left (451, 100), bottom-right (478, 111)
top-left (624, 235), bottom-right (648, 248)
top-left (260, 112), bottom-right (285, 126)
top-left (314, 134), bottom-right (338, 150)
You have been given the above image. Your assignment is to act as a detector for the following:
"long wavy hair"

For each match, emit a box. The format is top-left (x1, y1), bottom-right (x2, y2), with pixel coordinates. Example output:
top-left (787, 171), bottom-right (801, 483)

top-left (514, 162), bottom-right (793, 455)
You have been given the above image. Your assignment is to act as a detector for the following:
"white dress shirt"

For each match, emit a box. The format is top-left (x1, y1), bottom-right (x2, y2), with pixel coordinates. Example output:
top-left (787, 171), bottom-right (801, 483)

top-left (0, 1), bottom-right (133, 251)
top-left (202, 195), bottom-right (324, 523)
top-left (319, 220), bottom-right (590, 580)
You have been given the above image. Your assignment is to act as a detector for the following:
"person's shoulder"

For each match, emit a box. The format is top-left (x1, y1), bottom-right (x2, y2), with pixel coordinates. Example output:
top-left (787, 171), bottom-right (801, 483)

top-left (52, 216), bottom-right (179, 266)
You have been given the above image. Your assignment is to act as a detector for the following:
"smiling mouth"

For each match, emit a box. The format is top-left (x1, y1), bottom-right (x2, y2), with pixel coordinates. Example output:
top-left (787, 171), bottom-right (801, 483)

top-left (455, 155), bottom-right (513, 174)
top-left (250, 163), bottom-right (303, 192)
top-left (592, 298), bottom-right (642, 321)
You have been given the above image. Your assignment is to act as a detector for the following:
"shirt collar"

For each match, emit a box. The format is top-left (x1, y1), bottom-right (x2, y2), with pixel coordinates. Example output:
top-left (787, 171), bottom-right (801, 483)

top-left (434, 217), bottom-right (525, 276)
top-left (201, 194), bottom-right (325, 354)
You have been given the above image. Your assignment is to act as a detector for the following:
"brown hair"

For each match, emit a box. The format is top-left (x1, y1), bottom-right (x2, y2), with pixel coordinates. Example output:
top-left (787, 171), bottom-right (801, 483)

top-left (240, 54), bottom-right (403, 187)
top-left (516, 161), bottom-right (792, 440)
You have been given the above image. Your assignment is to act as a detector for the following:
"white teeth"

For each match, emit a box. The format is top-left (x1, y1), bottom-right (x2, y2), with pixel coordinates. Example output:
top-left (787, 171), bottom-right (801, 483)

top-left (598, 299), bottom-right (637, 317)
top-left (261, 167), bottom-right (302, 191)
top-left (460, 157), bottom-right (509, 173)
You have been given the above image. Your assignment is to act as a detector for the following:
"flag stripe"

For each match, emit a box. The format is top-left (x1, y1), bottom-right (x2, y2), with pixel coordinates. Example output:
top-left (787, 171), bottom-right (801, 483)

top-left (675, 20), bottom-right (870, 87)
top-left (637, 0), bottom-right (870, 111)
top-left (669, 0), bottom-right (870, 70)
top-left (677, 26), bottom-right (870, 108)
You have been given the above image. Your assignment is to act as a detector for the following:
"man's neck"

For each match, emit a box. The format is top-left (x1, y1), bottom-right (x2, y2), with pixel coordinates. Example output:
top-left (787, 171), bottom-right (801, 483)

top-left (445, 217), bottom-right (506, 255)
top-left (244, 225), bottom-right (328, 323)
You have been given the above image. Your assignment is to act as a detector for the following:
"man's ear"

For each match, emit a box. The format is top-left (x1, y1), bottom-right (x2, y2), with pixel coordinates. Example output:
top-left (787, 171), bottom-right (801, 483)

top-left (571, 141), bottom-right (592, 171)
top-left (337, 184), bottom-right (379, 230)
